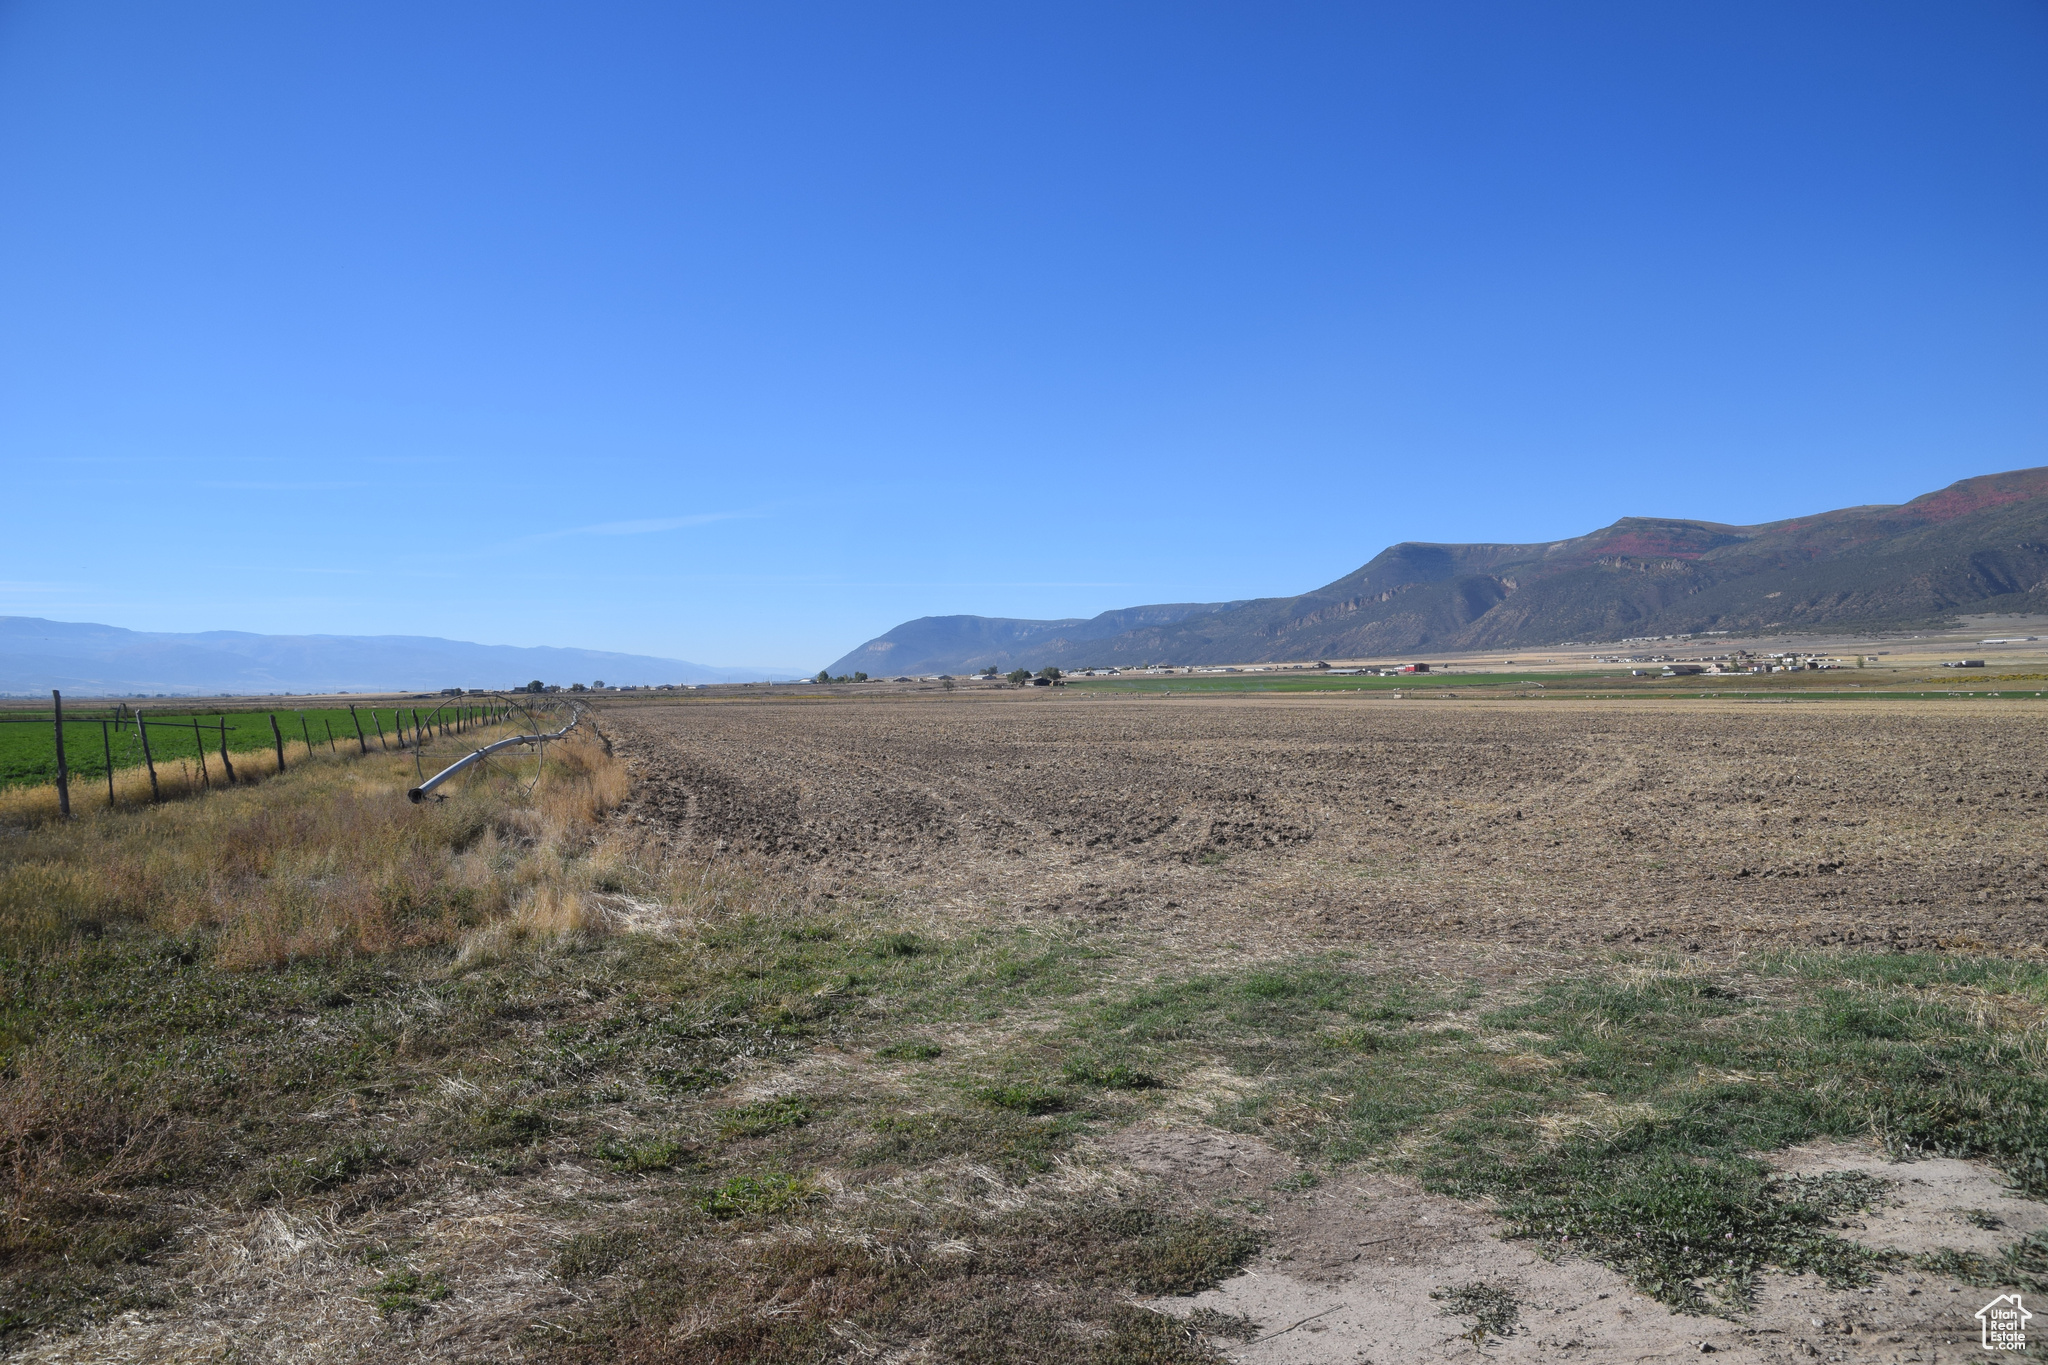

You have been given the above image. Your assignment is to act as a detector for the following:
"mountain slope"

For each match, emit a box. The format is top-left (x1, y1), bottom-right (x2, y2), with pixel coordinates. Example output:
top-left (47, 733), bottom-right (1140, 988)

top-left (827, 467), bottom-right (2048, 673)
top-left (0, 618), bottom-right (798, 696)
top-left (826, 600), bottom-right (1249, 676)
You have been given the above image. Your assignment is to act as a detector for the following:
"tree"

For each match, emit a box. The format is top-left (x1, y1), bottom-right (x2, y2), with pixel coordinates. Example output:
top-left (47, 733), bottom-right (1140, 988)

top-left (853, 671), bottom-right (869, 682)
top-left (1007, 669), bottom-right (1031, 684)
top-left (1037, 667), bottom-right (1062, 681)
top-left (592, 679), bottom-right (604, 689)
top-left (941, 679), bottom-right (955, 691)
top-left (570, 683), bottom-right (588, 693)
top-left (815, 670), bottom-right (831, 684)
top-left (981, 666), bottom-right (998, 676)
top-left (526, 680), bottom-right (545, 693)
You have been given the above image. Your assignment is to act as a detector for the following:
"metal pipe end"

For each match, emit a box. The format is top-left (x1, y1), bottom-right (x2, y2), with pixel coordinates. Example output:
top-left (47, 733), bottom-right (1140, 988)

top-left (406, 787), bottom-right (427, 804)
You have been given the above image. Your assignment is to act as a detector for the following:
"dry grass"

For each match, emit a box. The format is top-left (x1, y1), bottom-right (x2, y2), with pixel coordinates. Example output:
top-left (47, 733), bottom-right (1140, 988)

top-left (0, 717), bottom-right (626, 965)
top-left (0, 734), bottom-right (334, 823)
top-left (0, 711), bottom-right (644, 1355)
top-left (0, 1051), bottom-right (172, 1248)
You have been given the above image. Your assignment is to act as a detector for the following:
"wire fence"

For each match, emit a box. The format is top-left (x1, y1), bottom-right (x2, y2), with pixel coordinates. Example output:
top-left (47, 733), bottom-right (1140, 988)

top-left (0, 692), bottom-right (521, 816)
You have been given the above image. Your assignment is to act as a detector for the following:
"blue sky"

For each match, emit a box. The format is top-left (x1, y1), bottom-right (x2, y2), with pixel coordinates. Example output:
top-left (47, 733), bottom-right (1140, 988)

top-left (1, 2), bottom-right (2043, 670)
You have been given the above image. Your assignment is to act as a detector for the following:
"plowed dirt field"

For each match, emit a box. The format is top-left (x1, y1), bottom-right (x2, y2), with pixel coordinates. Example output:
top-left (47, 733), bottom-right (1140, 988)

top-left (610, 692), bottom-right (2048, 955)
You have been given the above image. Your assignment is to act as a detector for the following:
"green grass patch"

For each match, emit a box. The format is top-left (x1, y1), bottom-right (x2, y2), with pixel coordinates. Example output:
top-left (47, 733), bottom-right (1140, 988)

top-left (877, 1039), bottom-right (943, 1060)
top-left (367, 1268), bottom-right (450, 1317)
top-left (1912, 1233), bottom-right (2048, 1294)
top-left (1072, 953), bottom-right (2048, 1315)
top-left (975, 1082), bottom-right (1068, 1115)
top-left (697, 1172), bottom-right (817, 1219)
top-left (594, 1136), bottom-right (700, 1173)
top-left (715, 1097), bottom-right (811, 1139)
top-left (1063, 1055), bottom-right (1162, 1090)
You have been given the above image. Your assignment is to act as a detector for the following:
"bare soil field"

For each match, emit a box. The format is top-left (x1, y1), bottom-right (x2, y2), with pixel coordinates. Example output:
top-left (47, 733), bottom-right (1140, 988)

top-left (613, 692), bottom-right (2048, 956)
top-left (10, 692), bottom-right (2048, 1365)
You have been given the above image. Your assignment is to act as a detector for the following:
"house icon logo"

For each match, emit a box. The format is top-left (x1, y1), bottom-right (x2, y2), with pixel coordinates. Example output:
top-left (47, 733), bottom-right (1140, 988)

top-left (1978, 1293), bottom-right (2031, 1351)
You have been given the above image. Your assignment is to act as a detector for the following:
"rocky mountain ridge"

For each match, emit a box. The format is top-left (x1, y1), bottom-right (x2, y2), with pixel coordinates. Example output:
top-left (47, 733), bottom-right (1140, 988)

top-left (826, 466), bottom-right (2048, 674)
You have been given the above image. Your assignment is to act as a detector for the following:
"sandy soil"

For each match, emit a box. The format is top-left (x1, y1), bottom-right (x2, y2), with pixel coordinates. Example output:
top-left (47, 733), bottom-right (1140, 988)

top-left (1115, 1127), bottom-right (2043, 1364)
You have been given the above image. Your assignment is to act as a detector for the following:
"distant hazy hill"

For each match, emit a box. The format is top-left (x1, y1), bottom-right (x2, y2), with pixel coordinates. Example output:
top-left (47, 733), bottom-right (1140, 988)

top-left (826, 467), bottom-right (2048, 674)
top-left (0, 618), bottom-right (799, 696)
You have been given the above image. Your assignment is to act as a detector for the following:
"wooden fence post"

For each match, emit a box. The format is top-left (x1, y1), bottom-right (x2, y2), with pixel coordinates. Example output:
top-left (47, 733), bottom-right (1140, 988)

top-left (323, 719), bottom-right (337, 752)
top-left (138, 711), bottom-right (160, 801)
top-left (299, 712), bottom-right (314, 754)
top-left (370, 709), bottom-right (388, 750)
top-left (412, 709), bottom-right (422, 746)
top-left (51, 690), bottom-right (71, 818)
top-left (270, 714), bottom-right (286, 773)
top-left (101, 719), bottom-right (115, 807)
top-left (192, 718), bottom-right (210, 788)
top-left (216, 717), bottom-right (236, 784)
top-left (348, 705), bottom-right (368, 755)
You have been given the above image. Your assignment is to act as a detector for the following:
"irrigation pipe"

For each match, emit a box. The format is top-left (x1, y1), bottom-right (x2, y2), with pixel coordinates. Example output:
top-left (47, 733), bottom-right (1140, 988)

top-left (406, 703), bottom-right (584, 803)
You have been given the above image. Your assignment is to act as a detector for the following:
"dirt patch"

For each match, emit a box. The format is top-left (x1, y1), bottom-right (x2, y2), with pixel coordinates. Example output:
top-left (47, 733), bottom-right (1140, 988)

top-left (1107, 1127), bottom-right (1298, 1199)
top-left (1117, 1127), bottom-right (2041, 1363)
top-left (1769, 1139), bottom-right (2048, 1258)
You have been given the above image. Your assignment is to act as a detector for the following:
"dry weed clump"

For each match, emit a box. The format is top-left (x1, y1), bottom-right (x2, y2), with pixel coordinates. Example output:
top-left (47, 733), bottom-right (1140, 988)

top-left (0, 721), bottom-right (625, 966)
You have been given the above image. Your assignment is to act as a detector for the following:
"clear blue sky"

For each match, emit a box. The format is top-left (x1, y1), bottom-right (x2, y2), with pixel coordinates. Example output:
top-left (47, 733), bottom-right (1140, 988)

top-left (2, 2), bottom-right (2043, 670)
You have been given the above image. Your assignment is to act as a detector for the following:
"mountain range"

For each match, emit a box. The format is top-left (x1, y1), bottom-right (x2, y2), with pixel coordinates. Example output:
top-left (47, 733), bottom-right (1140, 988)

top-left (0, 619), bottom-right (799, 696)
top-left (827, 467), bottom-right (2048, 675)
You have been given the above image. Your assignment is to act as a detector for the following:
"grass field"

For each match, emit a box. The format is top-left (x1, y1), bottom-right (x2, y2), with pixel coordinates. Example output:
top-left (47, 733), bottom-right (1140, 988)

top-left (0, 702), bottom-right (499, 790)
top-left (4, 692), bottom-right (2045, 1362)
